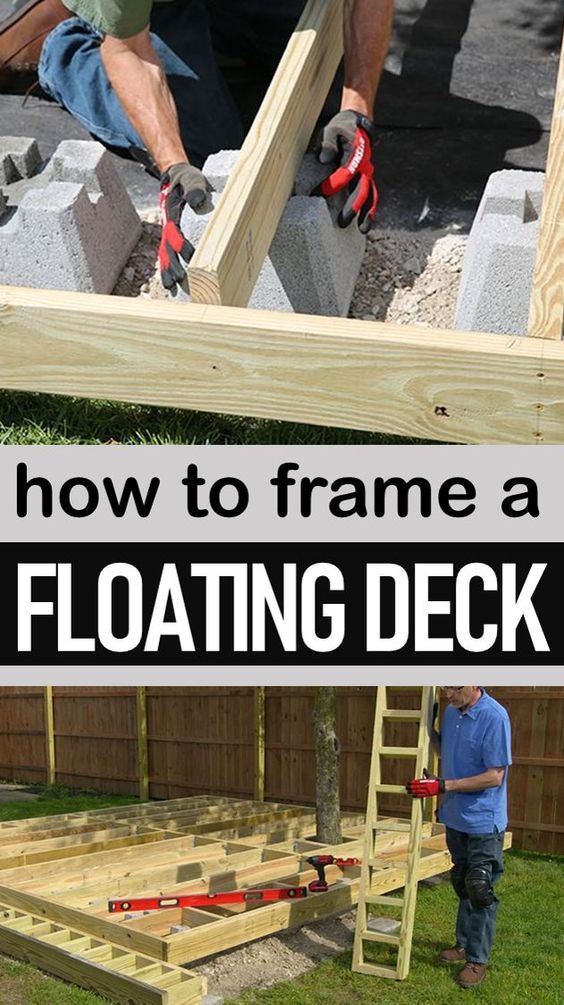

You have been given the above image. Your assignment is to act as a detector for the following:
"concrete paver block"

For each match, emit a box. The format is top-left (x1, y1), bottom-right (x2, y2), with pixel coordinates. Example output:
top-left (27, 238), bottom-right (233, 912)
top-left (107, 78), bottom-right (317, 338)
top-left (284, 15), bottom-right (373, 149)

top-left (455, 169), bottom-right (544, 336)
top-left (179, 151), bottom-right (365, 315)
top-left (0, 138), bottom-right (142, 293)
top-left (367, 916), bottom-right (402, 934)
top-left (0, 136), bottom-right (41, 185)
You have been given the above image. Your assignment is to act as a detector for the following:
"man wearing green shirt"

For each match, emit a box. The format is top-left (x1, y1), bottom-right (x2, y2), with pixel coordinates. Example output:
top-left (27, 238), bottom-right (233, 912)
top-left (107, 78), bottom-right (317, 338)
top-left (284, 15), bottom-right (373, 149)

top-left (1, 1), bottom-right (393, 290)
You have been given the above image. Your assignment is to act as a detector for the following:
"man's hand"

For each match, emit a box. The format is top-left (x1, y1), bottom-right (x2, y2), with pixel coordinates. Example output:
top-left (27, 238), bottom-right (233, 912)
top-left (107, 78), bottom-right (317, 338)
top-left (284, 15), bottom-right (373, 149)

top-left (317, 110), bottom-right (378, 233)
top-left (159, 162), bottom-right (209, 292)
top-left (406, 770), bottom-right (445, 798)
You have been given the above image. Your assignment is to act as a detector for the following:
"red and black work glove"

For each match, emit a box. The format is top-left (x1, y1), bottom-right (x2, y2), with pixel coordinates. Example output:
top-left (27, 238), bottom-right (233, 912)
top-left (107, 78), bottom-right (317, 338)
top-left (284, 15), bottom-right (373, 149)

top-left (316, 109), bottom-right (379, 233)
top-left (159, 162), bottom-right (210, 292)
top-left (406, 769), bottom-right (445, 798)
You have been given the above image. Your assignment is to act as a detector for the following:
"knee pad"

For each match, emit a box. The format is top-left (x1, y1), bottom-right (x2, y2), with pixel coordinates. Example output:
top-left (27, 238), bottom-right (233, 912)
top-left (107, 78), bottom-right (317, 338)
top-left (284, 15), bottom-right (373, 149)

top-left (450, 864), bottom-right (467, 899)
top-left (465, 866), bottom-right (494, 908)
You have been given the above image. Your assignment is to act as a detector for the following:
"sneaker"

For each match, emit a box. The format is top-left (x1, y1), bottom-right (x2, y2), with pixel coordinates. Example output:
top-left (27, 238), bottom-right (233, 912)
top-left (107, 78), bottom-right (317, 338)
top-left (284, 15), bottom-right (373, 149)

top-left (456, 962), bottom-right (487, 988)
top-left (438, 946), bottom-right (466, 964)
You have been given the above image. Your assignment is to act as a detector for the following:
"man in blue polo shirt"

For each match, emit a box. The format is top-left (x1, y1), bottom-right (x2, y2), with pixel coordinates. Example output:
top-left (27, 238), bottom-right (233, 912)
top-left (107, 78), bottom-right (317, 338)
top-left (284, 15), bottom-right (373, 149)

top-left (406, 686), bottom-right (512, 990)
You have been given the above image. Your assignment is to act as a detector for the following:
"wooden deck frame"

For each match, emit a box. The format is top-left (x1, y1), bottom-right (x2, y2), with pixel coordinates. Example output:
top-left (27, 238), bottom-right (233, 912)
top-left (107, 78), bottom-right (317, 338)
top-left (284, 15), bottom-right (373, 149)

top-left (0, 798), bottom-right (513, 1003)
top-left (0, 7), bottom-right (561, 443)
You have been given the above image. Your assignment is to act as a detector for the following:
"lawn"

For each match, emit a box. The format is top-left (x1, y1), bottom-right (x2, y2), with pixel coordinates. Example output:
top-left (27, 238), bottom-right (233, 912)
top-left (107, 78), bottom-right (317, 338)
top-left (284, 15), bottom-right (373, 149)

top-left (0, 789), bottom-right (560, 1005)
top-left (226, 851), bottom-right (564, 1005)
top-left (0, 390), bottom-right (440, 445)
top-left (0, 784), bottom-right (139, 822)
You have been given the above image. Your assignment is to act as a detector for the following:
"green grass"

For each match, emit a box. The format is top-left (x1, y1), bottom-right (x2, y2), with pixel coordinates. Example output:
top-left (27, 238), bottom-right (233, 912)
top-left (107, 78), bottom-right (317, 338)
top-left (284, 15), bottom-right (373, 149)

top-left (226, 851), bottom-right (564, 1005)
top-left (0, 783), bottom-right (139, 822)
top-left (0, 957), bottom-right (112, 1005)
top-left (0, 390), bottom-right (440, 445)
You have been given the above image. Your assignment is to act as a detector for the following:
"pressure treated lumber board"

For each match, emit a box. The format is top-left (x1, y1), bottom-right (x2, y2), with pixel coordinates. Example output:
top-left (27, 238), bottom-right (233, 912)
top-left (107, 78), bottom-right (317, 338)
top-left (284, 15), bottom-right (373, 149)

top-left (0, 795), bottom-right (230, 835)
top-left (528, 39), bottom-right (564, 340)
top-left (0, 826), bottom-right (486, 966)
top-left (187, 0), bottom-right (343, 307)
top-left (0, 904), bottom-right (203, 1005)
top-left (0, 826), bottom-right (166, 872)
top-left (1, 288), bottom-right (564, 443)
top-left (0, 797), bottom-right (309, 839)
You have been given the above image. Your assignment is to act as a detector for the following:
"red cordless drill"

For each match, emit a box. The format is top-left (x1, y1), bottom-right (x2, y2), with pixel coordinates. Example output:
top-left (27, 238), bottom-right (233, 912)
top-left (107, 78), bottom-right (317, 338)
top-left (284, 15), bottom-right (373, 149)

top-left (306, 855), bottom-right (361, 892)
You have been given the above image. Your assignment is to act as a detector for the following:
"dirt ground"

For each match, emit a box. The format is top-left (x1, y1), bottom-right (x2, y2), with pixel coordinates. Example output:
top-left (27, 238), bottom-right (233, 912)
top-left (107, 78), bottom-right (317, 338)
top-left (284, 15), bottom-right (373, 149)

top-left (193, 907), bottom-right (359, 1000)
top-left (113, 209), bottom-right (466, 331)
top-left (193, 873), bottom-right (448, 1000)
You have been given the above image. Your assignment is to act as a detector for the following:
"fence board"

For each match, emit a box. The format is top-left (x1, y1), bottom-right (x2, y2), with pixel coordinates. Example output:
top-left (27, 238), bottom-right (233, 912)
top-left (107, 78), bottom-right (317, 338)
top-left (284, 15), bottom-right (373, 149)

top-left (0, 688), bottom-right (561, 852)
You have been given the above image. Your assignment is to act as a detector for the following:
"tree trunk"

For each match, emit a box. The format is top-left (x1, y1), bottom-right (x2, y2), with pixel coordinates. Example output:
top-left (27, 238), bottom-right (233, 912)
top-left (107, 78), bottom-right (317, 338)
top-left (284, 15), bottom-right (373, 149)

top-left (313, 686), bottom-right (342, 844)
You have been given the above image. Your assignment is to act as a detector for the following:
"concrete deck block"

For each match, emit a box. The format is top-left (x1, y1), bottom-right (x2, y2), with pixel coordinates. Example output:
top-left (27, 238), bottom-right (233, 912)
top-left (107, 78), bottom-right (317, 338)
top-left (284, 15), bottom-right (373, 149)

top-left (0, 138), bottom-right (141, 293)
top-left (367, 916), bottom-right (402, 934)
top-left (178, 151), bottom-right (365, 315)
top-left (0, 137), bottom-right (41, 185)
top-left (202, 149), bottom-right (239, 194)
top-left (455, 169), bottom-right (544, 336)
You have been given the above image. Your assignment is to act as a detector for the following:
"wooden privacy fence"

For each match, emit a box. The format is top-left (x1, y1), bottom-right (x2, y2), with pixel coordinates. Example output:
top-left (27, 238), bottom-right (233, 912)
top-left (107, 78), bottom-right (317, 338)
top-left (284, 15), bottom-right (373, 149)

top-left (0, 687), bottom-right (562, 853)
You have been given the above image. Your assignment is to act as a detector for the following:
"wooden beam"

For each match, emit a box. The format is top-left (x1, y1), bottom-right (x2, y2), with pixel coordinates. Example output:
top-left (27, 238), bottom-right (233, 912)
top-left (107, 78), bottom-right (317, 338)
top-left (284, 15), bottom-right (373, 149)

top-left (164, 844), bottom-right (459, 965)
top-left (528, 38), bottom-right (564, 340)
top-left (187, 0), bottom-right (343, 307)
top-left (136, 687), bottom-right (150, 802)
top-left (0, 904), bottom-right (203, 1005)
top-left (254, 688), bottom-right (266, 802)
top-left (2, 288), bottom-right (564, 443)
top-left (44, 687), bottom-right (56, 787)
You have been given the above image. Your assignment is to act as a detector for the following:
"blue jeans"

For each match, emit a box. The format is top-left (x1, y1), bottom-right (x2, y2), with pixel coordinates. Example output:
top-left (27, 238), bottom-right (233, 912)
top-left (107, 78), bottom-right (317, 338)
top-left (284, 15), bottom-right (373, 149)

top-left (446, 827), bottom-right (505, 965)
top-left (38, 0), bottom-right (305, 169)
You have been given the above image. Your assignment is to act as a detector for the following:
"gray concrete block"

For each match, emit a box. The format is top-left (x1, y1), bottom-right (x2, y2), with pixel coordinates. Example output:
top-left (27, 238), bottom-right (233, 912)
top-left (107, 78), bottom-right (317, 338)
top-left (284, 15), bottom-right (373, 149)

top-left (455, 169), bottom-right (544, 336)
top-left (367, 916), bottom-right (402, 934)
top-left (0, 138), bottom-right (142, 293)
top-left (178, 151), bottom-right (365, 315)
top-left (202, 149), bottom-right (239, 194)
top-left (0, 136), bottom-right (41, 185)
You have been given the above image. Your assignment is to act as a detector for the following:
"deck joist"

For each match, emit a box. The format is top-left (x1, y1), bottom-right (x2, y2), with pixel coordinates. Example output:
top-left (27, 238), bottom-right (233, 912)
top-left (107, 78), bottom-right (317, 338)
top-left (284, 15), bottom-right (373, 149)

top-left (0, 797), bottom-right (503, 1003)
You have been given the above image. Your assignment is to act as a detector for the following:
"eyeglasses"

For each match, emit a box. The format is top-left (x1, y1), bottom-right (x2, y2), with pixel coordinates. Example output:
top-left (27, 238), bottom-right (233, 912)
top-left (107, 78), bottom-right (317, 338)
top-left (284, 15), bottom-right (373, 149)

top-left (441, 686), bottom-right (464, 693)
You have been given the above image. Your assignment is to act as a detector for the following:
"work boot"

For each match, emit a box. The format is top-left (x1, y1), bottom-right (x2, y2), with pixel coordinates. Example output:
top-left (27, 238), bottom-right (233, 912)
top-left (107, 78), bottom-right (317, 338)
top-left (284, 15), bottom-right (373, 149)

top-left (0, 0), bottom-right (70, 93)
top-left (456, 962), bottom-right (487, 989)
top-left (438, 946), bottom-right (466, 964)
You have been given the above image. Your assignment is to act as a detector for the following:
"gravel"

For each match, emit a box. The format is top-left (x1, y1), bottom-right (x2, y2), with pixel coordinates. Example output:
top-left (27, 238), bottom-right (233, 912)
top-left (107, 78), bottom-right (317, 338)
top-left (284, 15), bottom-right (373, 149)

top-left (113, 208), bottom-right (467, 330)
top-left (192, 908), bottom-right (358, 1000)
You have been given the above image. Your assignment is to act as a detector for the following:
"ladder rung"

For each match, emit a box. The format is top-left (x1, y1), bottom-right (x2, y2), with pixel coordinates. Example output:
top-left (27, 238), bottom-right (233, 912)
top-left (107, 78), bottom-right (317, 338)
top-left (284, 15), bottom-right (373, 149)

top-left (382, 710), bottom-right (422, 721)
top-left (361, 930), bottom-right (401, 946)
top-left (354, 962), bottom-right (399, 979)
top-left (368, 858), bottom-right (407, 872)
top-left (379, 747), bottom-right (420, 757)
top-left (365, 895), bottom-right (404, 908)
top-left (375, 784), bottom-right (408, 794)
top-left (373, 822), bottom-right (411, 833)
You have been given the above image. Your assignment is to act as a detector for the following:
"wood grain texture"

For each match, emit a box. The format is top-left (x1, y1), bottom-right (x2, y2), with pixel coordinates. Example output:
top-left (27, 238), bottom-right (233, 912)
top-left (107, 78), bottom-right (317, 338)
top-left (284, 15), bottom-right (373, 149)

top-left (0, 905), bottom-right (202, 1005)
top-left (254, 688), bottom-right (266, 802)
top-left (187, 0), bottom-right (343, 306)
top-left (137, 687), bottom-right (150, 802)
top-left (1, 287), bottom-right (564, 443)
top-left (528, 39), bottom-right (564, 339)
top-left (44, 687), bottom-right (56, 787)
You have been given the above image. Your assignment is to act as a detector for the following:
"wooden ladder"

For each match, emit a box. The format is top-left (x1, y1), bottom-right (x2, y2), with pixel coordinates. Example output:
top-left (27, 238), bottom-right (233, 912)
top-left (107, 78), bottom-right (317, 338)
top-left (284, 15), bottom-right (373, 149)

top-left (352, 686), bottom-right (435, 981)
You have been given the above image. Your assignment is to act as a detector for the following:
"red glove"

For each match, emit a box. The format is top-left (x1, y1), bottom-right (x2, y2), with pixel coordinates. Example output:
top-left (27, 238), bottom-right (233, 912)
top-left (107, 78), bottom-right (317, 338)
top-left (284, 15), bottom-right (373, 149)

top-left (159, 162), bottom-right (209, 292)
top-left (406, 775), bottom-right (445, 798)
top-left (317, 110), bottom-right (379, 234)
